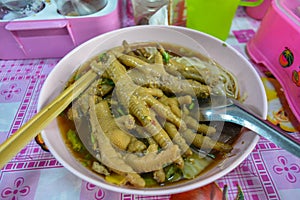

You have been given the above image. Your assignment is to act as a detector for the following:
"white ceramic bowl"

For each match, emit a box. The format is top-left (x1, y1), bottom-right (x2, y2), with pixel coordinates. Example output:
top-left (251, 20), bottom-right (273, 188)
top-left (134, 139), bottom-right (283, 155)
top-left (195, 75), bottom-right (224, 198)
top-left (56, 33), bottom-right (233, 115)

top-left (38, 25), bottom-right (267, 195)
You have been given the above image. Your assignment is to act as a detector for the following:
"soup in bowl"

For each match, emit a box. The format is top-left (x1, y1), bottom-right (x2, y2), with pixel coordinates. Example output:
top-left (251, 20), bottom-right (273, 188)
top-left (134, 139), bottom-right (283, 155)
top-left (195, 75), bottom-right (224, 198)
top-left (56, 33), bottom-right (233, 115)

top-left (38, 25), bottom-right (267, 195)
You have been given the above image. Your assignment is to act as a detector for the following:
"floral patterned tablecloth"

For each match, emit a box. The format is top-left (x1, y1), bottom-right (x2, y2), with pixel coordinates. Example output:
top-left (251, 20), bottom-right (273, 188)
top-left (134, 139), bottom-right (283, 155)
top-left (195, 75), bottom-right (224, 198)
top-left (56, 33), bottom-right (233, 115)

top-left (0, 6), bottom-right (300, 200)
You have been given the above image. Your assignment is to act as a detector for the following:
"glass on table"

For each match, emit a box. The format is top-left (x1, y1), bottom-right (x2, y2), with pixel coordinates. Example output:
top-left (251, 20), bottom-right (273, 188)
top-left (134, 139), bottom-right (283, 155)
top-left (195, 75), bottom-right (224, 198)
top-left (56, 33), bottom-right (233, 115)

top-left (131, 0), bottom-right (169, 25)
top-left (54, 0), bottom-right (107, 16)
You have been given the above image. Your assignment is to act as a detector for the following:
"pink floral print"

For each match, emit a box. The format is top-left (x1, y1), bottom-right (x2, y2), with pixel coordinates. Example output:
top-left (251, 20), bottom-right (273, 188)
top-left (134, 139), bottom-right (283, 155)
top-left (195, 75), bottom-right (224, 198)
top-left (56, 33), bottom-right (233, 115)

top-left (273, 156), bottom-right (300, 183)
top-left (86, 182), bottom-right (105, 200)
top-left (1, 177), bottom-right (30, 200)
top-left (0, 83), bottom-right (21, 100)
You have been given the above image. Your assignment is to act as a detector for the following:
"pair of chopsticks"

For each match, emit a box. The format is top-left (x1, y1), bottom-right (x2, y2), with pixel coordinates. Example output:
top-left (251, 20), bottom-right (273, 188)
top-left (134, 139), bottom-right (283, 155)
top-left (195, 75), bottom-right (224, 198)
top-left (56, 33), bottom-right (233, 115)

top-left (0, 70), bottom-right (97, 169)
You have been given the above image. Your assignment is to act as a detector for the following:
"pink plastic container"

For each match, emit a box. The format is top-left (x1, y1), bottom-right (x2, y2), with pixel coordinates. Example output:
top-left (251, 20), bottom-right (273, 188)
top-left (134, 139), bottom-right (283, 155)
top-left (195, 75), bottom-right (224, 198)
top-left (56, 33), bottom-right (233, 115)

top-left (247, 0), bottom-right (300, 123)
top-left (245, 0), bottom-right (272, 20)
top-left (0, 0), bottom-right (121, 59)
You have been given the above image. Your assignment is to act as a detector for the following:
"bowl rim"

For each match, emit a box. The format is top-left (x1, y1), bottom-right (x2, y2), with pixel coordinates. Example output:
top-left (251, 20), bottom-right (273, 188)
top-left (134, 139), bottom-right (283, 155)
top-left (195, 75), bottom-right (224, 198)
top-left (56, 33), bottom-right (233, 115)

top-left (39, 25), bottom-right (267, 195)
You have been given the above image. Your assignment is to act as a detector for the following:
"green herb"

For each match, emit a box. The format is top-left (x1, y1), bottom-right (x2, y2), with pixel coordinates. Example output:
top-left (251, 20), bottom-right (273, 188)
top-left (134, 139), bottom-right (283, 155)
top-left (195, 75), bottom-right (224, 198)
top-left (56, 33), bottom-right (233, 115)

top-left (81, 161), bottom-right (88, 167)
top-left (164, 164), bottom-right (182, 182)
top-left (67, 129), bottom-right (83, 152)
top-left (235, 185), bottom-right (245, 200)
top-left (74, 74), bottom-right (81, 81)
top-left (117, 108), bottom-right (125, 116)
top-left (162, 52), bottom-right (170, 64)
top-left (100, 78), bottom-right (114, 86)
top-left (84, 153), bottom-right (93, 160)
top-left (142, 173), bottom-right (158, 187)
top-left (98, 53), bottom-right (107, 62)
top-left (188, 102), bottom-right (195, 110)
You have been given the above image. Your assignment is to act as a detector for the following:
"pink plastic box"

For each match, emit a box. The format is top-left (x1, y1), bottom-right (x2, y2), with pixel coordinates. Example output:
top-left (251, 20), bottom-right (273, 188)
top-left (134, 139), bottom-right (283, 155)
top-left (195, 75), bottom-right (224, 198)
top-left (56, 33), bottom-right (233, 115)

top-left (0, 0), bottom-right (121, 59)
top-left (247, 0), bottom-right (300, 123)
top-left (245, 0), bottom-right (272, 20)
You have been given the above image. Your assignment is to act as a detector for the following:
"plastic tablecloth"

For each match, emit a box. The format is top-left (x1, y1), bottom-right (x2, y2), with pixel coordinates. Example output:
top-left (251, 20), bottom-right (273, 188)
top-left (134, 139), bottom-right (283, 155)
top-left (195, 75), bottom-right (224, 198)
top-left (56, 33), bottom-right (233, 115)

top-left (0, 6), bottom-right (300, 200)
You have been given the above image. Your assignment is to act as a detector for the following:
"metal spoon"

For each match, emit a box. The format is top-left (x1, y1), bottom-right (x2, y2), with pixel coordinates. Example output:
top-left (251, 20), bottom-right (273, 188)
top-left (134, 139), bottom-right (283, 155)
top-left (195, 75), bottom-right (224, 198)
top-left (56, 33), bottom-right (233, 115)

top-left (199, 96), bottom-right (300, 158)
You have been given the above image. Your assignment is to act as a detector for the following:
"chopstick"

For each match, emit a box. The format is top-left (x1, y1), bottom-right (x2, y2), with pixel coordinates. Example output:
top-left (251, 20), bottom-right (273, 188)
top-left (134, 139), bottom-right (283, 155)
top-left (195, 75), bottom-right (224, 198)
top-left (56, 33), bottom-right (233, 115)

top-left (0, 70), bottom-right (98, 169)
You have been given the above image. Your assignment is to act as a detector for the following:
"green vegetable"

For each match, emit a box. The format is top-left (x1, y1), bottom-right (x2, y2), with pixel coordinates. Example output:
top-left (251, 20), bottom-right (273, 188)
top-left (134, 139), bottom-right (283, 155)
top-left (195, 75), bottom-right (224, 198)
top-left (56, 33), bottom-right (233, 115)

top-left (74, 74), bottom-right (81, 81)
top-left (100, 78), bottom-right (114, 86)
top-left (81, 154), bottom-right (93, 167)
top-left (117, 107), bottom-right (125, 116)
top-left (182, 153), bottom-right (213, 179)
top-left (67, 129), bottom-right (83, 152)
top-left (164, 164), bottom-right (182, 182)
top-left (84, 153), bottom-right (93, 160)
top-left (162, 52), bottom-right (170, 64)
top-left (142, 173), bottom-right (158, 187)
top-left (188, 102), bottom-right (195, 110)
top-left (81, 160), bottom-right (91, 167)
top-left (235, 185), bottom-right (245, 200)
top-left (98, 53), bottom-right (108, 62)
top-left (105, 174), bottom-right (126, 185)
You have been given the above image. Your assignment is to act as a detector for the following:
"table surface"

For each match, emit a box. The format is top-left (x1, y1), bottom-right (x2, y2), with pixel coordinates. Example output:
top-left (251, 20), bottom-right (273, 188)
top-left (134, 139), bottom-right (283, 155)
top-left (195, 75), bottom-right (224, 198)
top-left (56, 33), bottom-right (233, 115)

top-left (1, 6), bottom-right (300, 200)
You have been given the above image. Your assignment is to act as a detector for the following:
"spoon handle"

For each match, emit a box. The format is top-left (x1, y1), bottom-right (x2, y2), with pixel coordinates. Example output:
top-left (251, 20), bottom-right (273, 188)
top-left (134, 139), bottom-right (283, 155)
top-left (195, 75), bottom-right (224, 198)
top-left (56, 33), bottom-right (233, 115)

top-left (0, 70), bottom-right (97, 169)
top-left (202, 100), bottom-right (300, 158)
top-left (219, 104), bottom-right (300, 158)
